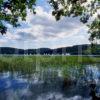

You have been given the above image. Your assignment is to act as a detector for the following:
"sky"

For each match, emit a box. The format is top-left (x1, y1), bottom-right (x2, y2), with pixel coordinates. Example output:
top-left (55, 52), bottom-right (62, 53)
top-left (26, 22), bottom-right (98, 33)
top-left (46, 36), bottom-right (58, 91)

top-left (0, 0), bottom-right (90, 49)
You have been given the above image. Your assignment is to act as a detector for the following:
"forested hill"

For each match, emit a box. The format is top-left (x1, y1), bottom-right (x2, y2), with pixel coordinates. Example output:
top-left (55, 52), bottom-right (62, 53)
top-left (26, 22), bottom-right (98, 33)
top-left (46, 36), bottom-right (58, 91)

top-left (0, 44), bottom-right (100, 55)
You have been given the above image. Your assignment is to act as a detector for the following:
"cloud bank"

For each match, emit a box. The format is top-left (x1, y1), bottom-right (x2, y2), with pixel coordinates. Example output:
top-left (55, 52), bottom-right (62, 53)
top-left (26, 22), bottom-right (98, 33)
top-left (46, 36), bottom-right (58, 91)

top-left (0, 5), bottom-right (90, 49)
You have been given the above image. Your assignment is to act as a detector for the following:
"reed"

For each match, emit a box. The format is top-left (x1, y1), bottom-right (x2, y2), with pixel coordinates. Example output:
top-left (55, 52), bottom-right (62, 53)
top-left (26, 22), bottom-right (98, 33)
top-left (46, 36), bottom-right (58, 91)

top-left (0, 55), bottom-right (99, 74)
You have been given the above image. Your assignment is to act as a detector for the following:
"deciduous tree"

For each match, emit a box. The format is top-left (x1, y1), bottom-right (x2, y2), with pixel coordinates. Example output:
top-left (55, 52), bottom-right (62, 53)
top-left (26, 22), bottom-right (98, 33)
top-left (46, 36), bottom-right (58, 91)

top-left (0, 0), bottom-right (100, 43)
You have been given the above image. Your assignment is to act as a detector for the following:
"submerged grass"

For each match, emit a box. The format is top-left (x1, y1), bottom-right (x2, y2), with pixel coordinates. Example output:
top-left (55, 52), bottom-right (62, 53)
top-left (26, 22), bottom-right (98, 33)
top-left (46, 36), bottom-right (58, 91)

top-left (0, 55), bottom-right (99, 74)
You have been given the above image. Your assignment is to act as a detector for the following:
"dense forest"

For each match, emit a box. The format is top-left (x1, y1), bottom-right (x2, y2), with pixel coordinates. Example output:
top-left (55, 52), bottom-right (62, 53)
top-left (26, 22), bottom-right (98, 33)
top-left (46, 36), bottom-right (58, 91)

top-left (0, 44), bottom-right (100, 55)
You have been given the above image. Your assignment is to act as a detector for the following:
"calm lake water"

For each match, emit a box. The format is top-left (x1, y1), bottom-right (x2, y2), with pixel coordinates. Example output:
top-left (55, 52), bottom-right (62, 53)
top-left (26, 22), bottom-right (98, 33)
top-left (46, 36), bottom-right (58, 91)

top-left (0, 64), bottom-right (100, 100)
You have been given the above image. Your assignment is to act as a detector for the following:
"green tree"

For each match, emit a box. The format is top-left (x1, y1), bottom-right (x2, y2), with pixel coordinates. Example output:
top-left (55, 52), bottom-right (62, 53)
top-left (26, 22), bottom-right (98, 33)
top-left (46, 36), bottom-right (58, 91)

top-left (0, 0), bottom-right (36, 34)
top-left (49, 0), bottom-right (100, 43)
top-left (0, 0), bottom-right (100, 44)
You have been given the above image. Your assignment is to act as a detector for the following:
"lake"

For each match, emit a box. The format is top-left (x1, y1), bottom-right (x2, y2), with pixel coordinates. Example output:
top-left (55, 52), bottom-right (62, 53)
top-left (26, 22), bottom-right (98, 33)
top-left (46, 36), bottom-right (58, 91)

top-left (0, 64), bottom-right (100, 100)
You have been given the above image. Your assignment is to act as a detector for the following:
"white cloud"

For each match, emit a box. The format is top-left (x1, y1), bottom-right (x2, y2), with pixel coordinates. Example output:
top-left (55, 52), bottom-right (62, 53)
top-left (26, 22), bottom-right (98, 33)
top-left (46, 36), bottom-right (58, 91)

top-left (0, 38), bottom-right (7, 46)
top-left (18, 6), bottom-right (86, 40)
top-left (0, 6), bottom-right (90, 49)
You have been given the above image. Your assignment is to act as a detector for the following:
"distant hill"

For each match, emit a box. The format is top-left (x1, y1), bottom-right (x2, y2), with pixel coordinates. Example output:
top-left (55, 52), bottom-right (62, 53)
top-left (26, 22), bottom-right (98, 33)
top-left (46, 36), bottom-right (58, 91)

top-left (0, 44), bottom-right (100, 55)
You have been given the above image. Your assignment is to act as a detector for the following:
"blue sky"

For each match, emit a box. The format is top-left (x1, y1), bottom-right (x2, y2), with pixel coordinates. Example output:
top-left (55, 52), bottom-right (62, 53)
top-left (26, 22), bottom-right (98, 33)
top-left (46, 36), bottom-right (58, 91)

top-left (0, 0), bottom-right (90, 49)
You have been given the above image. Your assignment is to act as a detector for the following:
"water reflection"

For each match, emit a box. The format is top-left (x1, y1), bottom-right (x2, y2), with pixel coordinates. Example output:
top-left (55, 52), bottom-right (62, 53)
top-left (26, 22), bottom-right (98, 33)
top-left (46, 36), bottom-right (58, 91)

top-left (0, 64), bottom-right (100, 100)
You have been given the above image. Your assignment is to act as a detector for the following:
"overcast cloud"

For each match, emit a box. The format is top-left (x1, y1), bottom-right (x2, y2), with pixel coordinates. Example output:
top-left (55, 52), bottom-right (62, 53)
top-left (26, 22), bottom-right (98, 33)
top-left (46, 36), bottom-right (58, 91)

top-left (0, 3), bottom-right (90, 49)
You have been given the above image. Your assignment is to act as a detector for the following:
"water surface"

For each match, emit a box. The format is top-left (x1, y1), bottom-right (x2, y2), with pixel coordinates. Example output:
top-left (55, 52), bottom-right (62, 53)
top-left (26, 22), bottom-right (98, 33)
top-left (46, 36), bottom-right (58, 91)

top-left (0, 64), bottom-right (100, 100)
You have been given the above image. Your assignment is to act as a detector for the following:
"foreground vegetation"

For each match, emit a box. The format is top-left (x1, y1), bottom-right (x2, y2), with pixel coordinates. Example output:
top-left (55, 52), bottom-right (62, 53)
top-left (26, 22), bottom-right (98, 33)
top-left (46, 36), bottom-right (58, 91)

top-left (0, 55), bottom-right (99, 74)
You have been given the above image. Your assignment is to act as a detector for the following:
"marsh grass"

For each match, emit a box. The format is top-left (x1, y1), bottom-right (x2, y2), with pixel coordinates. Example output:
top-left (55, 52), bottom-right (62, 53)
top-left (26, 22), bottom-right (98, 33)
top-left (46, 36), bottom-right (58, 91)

top-left (0, 55), bottom-right (99, 74)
